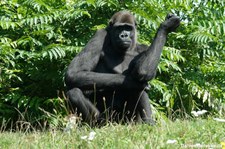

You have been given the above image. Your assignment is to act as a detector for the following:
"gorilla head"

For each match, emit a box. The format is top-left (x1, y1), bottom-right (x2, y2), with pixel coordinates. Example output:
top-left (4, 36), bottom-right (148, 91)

top-left (107, 11), bottom-right (137, 53)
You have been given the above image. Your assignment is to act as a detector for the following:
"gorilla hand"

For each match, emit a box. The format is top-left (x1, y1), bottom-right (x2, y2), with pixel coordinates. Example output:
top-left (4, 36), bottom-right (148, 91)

top-left (160, 14), bottom-right (180, 33)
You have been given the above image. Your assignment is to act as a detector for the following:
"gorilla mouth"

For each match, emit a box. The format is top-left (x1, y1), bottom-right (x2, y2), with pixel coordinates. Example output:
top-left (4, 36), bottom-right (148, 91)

top-left (123, 41), bottom-right (131, 45)
top-left (119, 41), bottom-right (131, 48)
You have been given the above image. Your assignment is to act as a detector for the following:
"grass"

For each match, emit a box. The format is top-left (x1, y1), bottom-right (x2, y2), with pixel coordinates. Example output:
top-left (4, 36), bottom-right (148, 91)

top-left (0, 118), bottom-right (224, 149)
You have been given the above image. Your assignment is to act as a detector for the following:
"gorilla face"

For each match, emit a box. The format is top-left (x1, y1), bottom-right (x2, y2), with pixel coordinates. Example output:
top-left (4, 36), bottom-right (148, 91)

top-left (111, 24), bottom-right (134, 50)
top-left (107, 11), bottom-right (137, 53)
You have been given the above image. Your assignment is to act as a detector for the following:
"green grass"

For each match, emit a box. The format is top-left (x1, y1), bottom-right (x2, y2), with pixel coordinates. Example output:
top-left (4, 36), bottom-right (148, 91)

top-left (0, 118), bottom-right (224, 149)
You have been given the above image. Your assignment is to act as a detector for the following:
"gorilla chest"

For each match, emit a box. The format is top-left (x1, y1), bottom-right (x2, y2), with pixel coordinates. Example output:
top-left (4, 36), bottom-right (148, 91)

top-left (95, 51), bottom-right (137, 74)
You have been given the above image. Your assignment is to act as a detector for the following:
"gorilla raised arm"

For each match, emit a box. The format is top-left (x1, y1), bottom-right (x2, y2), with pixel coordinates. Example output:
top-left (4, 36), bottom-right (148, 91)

top-left (65, 11), bottom-right (180, 125)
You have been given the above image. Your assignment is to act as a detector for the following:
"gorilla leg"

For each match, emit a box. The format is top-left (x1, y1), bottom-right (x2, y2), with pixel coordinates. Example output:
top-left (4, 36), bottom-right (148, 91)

top-left (136, 91), bottom-right (154, 124)
top-left (67, 88), bottom-right (100, 124)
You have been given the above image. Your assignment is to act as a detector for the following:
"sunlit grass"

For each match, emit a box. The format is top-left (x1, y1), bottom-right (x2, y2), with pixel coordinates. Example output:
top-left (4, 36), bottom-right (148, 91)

top-left (0, 118), bottom-right (224, 148)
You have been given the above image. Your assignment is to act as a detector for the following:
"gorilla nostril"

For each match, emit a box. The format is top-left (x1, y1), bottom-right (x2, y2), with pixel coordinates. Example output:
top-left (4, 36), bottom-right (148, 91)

top-left (120, 34), bottom-right (124, 38)
top-left (120, 34), bottom-right (128, 39)
top-left (120, 31), bottom-right (130, 39)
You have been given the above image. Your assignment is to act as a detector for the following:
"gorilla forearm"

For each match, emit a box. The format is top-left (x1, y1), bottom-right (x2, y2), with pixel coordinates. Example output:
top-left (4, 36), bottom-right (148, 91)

top-left (65, 71), bottom-right (146, 90)
top-left (131, 28), bottom-right (167, 82)
top-left (66, 71), bottom-right (124, 89)
top-left (131, 14), bottom-right (180, 82)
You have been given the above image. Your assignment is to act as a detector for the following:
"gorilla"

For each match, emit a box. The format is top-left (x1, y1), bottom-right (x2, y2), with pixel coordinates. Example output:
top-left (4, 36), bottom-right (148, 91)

top-left (65, 10), bottom-right (180, 125)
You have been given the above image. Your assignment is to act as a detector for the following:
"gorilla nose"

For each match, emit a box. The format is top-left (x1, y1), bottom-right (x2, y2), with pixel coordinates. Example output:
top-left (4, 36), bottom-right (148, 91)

top-left (119, 31), bottom-right (130, 39)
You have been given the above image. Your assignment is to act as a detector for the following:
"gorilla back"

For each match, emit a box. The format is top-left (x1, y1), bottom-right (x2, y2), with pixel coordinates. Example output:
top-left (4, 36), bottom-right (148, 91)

top-left (65, 11), bottom-right (180, 125)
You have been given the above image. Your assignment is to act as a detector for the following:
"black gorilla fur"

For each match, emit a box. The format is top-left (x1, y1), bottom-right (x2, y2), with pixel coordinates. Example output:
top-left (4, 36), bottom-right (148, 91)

top-left (65, 11), bottom-right (180, 125)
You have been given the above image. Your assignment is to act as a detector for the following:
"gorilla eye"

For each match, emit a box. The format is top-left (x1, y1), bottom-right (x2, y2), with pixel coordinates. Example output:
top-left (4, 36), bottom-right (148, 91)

top-left (116, 25), bottom-right (133, 31)
top-left (123, 25), bottom-right (133, 31)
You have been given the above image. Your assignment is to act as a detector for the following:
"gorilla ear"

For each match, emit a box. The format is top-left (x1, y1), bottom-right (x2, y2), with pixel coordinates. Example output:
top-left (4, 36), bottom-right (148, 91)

top-left (135, 20), bottom-right (137, 28)
top-left (106, 20), bottom-right (114, 31)
top-left (108, 19), bottom-right (114, 27)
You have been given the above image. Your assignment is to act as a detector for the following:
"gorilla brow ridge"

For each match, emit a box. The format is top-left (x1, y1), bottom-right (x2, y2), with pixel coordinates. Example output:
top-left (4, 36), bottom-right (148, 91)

top-left (110, 11), bottom-right (135, 25)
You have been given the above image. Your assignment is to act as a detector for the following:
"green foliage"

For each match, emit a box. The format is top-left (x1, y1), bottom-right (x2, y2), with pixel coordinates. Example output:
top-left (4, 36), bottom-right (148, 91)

top-left (0, 0), bottom-right (224, 128)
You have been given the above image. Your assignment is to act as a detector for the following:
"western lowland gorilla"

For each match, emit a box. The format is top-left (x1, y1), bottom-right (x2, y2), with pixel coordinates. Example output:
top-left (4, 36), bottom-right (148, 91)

top-left (65, 10), bottom-right (180, 125)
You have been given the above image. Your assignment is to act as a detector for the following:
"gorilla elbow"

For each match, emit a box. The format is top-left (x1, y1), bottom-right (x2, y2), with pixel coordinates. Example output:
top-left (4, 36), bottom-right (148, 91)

top-left (134, 69), bottom-right (156, 82)
top-left (65, 70), bottom-right (78, 89)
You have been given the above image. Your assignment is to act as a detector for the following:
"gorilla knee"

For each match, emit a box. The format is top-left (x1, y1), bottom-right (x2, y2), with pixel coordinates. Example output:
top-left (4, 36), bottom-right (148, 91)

top-left (67, 88), bottom-right (88, 116)
top-left (67, 88), bottom-right (84, 104)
